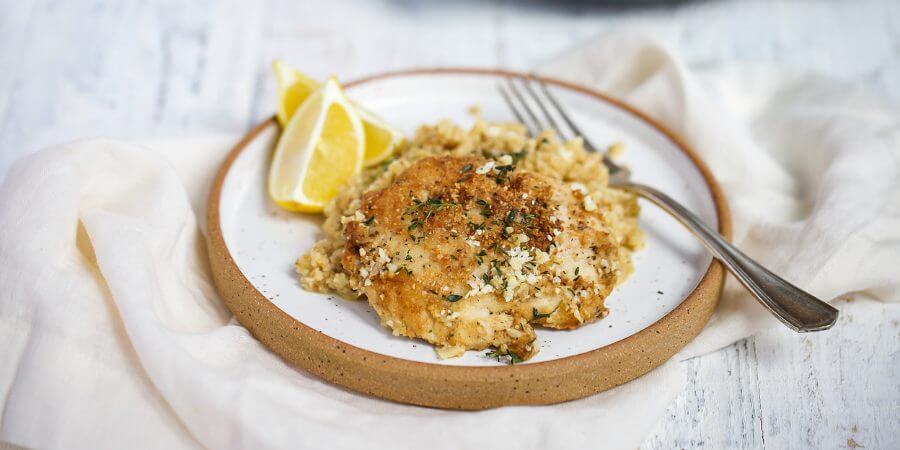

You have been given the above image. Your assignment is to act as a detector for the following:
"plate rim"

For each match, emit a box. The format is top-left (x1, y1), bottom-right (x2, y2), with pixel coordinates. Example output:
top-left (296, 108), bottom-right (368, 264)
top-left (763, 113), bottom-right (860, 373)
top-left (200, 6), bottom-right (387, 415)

top-left (205, 67), bottom-right (732, 409)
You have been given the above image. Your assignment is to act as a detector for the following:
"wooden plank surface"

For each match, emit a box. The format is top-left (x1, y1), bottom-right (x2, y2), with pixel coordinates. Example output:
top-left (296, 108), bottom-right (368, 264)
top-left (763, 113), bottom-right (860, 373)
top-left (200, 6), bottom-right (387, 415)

top-left (0, 0), bottom-right (897, 448)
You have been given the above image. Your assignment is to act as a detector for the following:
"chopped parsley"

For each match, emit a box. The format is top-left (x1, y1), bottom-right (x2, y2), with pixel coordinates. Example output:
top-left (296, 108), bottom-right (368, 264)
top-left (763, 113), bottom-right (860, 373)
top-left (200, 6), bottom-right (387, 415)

top-left (460, 163), bottom-right (473, 173)
top-left (485, 349), bottom-right (524, 365)
top-left (491, 165), bottom-right (513, 184)
top-left (510, 150), bottom-right (527, 164)
top-left (475, 249), bottom-right (487, 265)
top-left (426, 197), bottom-right (451, 207)
top-left (476, 199), bottom-right (492, 217)
top-left (505, 209), bottom-right (518, 225)
top-left (445, 294), bottom-right (462, 302)
top-left (405, 196), bottom-right (457, 218)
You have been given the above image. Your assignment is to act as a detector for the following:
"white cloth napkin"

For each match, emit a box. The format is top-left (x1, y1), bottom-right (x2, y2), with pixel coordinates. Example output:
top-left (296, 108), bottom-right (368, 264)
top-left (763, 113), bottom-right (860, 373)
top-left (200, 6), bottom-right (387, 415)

top-left (1, 31), bottom-right (898, 450)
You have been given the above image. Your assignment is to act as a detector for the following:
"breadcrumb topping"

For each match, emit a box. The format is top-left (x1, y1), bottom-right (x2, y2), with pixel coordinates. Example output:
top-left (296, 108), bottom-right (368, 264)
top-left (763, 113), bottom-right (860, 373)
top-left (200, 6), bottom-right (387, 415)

top-left (296, 120), bottom-right (643, 361)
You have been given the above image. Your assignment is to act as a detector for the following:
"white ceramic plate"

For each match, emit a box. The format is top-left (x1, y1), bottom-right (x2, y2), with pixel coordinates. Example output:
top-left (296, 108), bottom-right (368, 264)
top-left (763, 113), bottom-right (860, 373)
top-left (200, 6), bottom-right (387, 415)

top-left (218, 70), bottom-right (719, 366)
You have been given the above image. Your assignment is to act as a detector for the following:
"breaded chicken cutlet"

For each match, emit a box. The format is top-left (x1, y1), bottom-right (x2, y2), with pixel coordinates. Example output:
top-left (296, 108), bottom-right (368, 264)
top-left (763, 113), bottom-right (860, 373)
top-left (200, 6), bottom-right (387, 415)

top-left (297, 120), bottom-right (642, 361)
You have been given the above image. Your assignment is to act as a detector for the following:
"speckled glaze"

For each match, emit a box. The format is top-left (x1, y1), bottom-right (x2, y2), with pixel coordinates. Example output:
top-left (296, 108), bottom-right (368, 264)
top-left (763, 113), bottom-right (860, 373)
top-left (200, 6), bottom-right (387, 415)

top-left (205, 68), bottom-right (732, 409)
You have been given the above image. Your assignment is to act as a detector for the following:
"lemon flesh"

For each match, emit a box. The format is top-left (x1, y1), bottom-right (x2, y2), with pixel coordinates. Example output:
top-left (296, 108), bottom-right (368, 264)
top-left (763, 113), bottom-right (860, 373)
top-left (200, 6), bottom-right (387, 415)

top-left (358, 106), bottom-right (406, 166)
top-left (268, 78), bottom-right (364, 212)
top-left (272, 60), bottom-right (404, 167)
top-left (274, 60), bottom-right (319, 127)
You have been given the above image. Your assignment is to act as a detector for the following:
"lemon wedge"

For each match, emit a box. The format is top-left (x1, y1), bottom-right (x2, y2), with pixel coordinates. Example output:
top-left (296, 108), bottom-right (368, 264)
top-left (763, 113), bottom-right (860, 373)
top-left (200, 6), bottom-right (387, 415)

top-left (274, 60), bottom-right (319, 127)
top-left (357, 106), bottom-right (406, 166)
top-left (272, 60), bottom-right (404, 167)
top-left (268, 77), bottom-right (365, 212)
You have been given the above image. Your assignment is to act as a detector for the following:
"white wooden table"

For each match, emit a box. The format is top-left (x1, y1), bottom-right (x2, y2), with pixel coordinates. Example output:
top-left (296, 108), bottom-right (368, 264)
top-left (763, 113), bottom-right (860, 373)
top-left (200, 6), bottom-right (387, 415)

top-left (1, 1), bottom-right (897, 448)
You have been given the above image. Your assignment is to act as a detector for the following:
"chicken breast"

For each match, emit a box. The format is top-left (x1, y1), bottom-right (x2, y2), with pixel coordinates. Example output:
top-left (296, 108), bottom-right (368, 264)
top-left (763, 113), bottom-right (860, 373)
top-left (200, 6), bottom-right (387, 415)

top-left (342, 155), bottom-right (631, 360)
top-left (297, 120), bottom-right (642, 361)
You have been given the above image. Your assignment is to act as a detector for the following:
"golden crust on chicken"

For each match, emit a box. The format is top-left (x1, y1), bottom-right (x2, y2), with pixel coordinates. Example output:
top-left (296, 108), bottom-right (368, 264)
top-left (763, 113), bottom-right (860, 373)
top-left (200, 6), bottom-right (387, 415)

top-left (297, 120), bottom-right (642, 361)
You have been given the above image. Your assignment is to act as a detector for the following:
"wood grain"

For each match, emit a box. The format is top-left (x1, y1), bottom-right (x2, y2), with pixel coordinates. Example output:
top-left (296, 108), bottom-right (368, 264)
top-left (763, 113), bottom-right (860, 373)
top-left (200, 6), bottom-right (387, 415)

top-left (0, 0), bottom-right (897, 446)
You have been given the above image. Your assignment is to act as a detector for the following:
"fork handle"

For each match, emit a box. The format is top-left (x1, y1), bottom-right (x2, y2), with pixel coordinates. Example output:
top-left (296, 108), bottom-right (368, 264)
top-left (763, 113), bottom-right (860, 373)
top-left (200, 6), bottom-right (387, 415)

top-left (616, 181), bottom-right (838, 332)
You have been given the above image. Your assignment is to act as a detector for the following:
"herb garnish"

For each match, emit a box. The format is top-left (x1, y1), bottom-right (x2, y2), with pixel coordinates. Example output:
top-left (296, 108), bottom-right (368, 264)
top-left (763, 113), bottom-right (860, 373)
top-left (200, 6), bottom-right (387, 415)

top-left (405, 196), bottom-right (457, 218)
top-left (476, 199), bottom-right (492, 217)
top-left (445, 294), bottom-right (462, 302)
top-left (491, 165), bottom-right (513, 184)
top-left (460, 163), bottom-right (473, 173)
top-left (510, 150), bottom-right (527, 164)
top-left (485, 350), bottom-right (523, 365)
top-left (505, 209), bottom-right (518, 225)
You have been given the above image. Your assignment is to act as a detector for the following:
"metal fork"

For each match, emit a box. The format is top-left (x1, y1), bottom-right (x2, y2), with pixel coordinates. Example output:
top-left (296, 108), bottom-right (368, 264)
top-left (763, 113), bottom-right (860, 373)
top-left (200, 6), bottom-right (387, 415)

top-left (498, 74), bottom-right (838, 332)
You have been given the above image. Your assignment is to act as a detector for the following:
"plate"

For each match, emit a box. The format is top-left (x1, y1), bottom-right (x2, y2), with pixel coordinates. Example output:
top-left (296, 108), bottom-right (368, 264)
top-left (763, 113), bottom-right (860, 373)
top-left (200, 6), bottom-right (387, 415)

top-left (206, 68), bottom-right (730, 409)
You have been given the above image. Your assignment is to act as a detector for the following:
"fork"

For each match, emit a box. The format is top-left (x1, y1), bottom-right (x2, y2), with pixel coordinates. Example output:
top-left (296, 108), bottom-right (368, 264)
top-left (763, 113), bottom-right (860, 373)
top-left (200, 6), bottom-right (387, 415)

top-left (498, 74), bottom-right (838, 332)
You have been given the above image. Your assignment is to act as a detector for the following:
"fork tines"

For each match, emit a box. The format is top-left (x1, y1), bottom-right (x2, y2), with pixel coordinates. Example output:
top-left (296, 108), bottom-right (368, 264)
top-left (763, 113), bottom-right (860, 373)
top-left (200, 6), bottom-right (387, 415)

top-left (497, 74), bottom-right (585, 145)
top-left (498, 73), bottom-right (630, 180)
